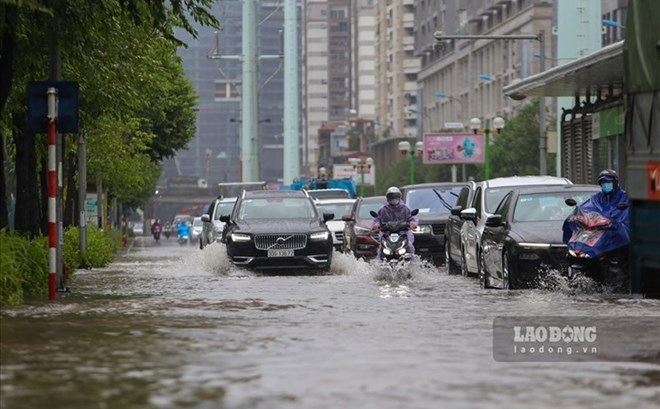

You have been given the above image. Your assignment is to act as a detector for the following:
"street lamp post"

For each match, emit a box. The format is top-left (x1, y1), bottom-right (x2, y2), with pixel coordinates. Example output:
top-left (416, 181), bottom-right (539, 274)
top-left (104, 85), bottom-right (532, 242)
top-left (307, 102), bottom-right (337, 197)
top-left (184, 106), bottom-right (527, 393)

top-left (398, 141), bottom-right (424, 185)
top-left (470, 117), bottom-right (505, 180)
top-left (348, 157), bottom-right (373, 197)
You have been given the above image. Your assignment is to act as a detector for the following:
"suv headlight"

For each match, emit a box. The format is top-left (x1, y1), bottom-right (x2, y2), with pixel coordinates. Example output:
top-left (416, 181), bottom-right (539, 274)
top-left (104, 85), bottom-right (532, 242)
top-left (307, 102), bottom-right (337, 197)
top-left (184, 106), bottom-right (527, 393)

top-left (412, 225), bottom-right (431, 234)
top-left (310, 231), bottom-right (330, 241)
top-left (230, 233), bottom-right (251, 242)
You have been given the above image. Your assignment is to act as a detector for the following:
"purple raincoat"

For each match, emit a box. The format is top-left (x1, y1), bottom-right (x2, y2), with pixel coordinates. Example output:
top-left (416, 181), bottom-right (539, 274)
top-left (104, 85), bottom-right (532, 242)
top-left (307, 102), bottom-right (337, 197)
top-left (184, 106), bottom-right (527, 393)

top-left (372, 200), bottom-right (418, 255)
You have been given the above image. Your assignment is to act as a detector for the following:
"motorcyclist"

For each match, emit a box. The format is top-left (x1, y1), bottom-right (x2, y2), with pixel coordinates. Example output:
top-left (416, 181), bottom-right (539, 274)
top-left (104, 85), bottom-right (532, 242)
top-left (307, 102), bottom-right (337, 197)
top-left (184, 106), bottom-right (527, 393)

top-left (372, 186), bottom-right (418, 258)
top-left (562, 168), bottom-right (630, 264)
top-left (151, 219), bottom-right (162, 238)
top-left (177, 221), bottom-right (190, 240)
top-left (163, 221), bottom-right (172, 239)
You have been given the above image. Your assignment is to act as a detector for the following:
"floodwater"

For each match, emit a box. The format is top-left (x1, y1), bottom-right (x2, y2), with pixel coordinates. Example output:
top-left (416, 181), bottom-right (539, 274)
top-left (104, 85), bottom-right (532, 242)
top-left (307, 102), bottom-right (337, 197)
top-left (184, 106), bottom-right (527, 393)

top-left (1, 238), bottom-right (659, 409)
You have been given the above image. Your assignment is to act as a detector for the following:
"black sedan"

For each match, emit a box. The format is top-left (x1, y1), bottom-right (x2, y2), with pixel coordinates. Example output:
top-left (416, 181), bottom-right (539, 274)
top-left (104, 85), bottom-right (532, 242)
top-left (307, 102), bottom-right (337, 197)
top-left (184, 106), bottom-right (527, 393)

top-left (401, 182), bottom-right (465, 266)
top-left (480, 185), bottom-right (599, 289)
top-left (221, 190), bottom-right (335, 271)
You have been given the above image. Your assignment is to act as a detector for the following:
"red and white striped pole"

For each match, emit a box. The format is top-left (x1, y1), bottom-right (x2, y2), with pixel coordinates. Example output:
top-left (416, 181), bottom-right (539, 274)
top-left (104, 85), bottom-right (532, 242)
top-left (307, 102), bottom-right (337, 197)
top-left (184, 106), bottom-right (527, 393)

top-left (47, 87), bottom-right (58, 301)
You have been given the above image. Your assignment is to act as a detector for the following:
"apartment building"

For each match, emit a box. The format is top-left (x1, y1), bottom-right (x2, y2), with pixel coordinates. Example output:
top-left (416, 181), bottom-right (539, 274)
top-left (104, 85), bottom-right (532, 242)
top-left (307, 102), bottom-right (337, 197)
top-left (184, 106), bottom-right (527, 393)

top-left (375, 0), bottom-right (420, 141)
top-left (415, 0), bottom-right (552, 133)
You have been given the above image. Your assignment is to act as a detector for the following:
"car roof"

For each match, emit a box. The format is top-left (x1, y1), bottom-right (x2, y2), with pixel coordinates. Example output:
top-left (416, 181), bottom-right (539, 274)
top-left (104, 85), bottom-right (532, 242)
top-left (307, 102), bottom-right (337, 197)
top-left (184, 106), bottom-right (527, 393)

top-left (481, 175), bottom-right (572, 189)
top-left (314, 198), bottom-right (356, 204)
top-left (401, 182), bottom-right (467, 190)
top-left (243, 190), bottom-right (308, 199)
top-left (509, 184), bottom-right (600, 195)
top-left (358, 195), bottom-right (385, 203)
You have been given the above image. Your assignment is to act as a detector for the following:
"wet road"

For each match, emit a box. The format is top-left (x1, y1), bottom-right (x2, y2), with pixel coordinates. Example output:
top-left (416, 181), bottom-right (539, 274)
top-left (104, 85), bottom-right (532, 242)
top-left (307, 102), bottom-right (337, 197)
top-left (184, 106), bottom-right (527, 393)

top-left (1, 237), bottom-right (659, 409)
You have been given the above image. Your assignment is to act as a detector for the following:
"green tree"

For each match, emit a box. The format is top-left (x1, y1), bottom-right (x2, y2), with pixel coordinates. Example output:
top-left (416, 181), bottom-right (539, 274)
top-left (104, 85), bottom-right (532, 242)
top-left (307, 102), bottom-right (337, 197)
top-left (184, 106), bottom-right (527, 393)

top-left (489, 99), bottom-right (555, 178)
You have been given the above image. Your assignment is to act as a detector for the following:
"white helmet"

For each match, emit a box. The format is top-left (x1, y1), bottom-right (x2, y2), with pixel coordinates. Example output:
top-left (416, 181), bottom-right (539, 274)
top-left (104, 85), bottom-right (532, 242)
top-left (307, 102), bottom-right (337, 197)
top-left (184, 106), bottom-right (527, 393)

top-left (385, 186), bottom-right (402, 199)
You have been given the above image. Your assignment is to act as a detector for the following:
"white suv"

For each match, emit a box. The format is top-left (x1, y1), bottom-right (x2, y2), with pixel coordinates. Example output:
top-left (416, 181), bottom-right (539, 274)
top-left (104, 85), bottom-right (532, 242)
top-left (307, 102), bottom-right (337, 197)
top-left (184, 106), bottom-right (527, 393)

top-left (200, 196), bottom-right (237, 249)
top-left (314, 198), bottom-right (356, 252)
top-left (459, 176), bottom-right (572, 279)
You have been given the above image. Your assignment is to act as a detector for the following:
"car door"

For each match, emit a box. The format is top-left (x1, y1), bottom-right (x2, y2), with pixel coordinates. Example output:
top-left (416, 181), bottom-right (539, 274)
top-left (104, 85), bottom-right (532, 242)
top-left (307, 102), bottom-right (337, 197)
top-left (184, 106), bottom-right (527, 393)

top-left (343, 199), bottom-right (359, 252)
top-left (462, 186), bottom-right (482, 272)
top-left (482, 192), bottom-right (514, 284)
top-left (449, 186), bottom-right (470, 262)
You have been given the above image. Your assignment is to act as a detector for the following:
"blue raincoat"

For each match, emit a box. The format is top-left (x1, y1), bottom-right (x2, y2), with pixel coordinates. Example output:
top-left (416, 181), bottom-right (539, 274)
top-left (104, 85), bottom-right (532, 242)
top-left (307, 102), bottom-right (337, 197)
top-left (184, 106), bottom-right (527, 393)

top-left (562, 188), bottom-right (630, 257)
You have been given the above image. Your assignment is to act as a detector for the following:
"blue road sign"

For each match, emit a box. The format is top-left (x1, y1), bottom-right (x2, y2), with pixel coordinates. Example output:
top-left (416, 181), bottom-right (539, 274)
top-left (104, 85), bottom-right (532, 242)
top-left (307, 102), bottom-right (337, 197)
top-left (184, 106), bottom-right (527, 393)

top-left (27, 81), bottom-right (79, 133)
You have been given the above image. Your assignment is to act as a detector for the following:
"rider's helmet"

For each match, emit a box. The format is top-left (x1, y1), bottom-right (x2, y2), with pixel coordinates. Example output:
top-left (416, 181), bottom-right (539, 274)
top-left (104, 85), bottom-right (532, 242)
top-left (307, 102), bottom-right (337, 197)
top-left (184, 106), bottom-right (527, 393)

top-left (597, 169), bottom-right (619, 185)
top-left (385, 186), bottom-right (402, 206)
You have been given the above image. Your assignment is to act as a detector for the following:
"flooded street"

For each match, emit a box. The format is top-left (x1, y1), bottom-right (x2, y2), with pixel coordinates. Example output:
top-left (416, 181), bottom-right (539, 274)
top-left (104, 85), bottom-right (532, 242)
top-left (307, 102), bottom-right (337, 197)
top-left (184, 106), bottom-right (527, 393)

top-left (1, 238), bottom-right (659, 409)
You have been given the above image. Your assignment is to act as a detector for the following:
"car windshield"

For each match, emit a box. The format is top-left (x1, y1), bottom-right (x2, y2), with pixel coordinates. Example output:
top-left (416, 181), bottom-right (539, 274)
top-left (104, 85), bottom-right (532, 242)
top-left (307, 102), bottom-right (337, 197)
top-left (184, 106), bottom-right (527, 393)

top-left (316, 202), bottom-right (354, 217)
top-left (358, 202), bottom-right (382, 220)
top-left (214, 201), bottom-right (236, 220)
top-left (485, 188), bottom-right (513, 213)
top-left (238, 198), bottom-right (317, 220)
top-left (405, 187), bottom-right (462, 214)
top-left (514, 191), bottom-right (595, 222)
top-left (192, 218), bottom-right (203, 227)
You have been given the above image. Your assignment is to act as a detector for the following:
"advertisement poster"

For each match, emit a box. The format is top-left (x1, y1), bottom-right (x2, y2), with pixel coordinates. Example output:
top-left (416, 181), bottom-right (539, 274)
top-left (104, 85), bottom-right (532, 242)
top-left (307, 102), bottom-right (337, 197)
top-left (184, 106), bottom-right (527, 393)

top-left (422, 133), bottom-right (485, 165)
top-left (333, 163), bottom-right (375, 186)
top-left (85, 193), bottom-right (98, 227)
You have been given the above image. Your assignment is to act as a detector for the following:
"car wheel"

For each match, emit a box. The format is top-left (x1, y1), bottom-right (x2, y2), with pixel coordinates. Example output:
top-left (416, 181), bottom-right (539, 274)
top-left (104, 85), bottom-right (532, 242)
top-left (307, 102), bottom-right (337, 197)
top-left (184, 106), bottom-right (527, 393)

top-left (502, 251), bottom-right (513, 290)
top-left (446, 240), bottom-right (459, 274)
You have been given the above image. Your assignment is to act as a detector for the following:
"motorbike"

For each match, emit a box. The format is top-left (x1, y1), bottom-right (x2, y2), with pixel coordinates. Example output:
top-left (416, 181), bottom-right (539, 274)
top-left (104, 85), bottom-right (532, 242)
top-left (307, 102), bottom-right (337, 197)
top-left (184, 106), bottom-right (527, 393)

top-left (152, 224), bottom-right (162, 242)
top-left (177, 227), bottom-right (190, 245)
top-left (563, 198), bottom-right (629, 289)
top-left (370, 209), bottom-right (419, 279)
top-left (164, 225), bottom-right (171, 240)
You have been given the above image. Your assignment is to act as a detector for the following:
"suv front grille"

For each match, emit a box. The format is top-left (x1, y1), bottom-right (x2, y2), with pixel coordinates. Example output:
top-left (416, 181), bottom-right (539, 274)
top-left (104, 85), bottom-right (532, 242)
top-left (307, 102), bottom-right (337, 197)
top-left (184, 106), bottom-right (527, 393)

top-left (254, 234), bottom-right (307, 250)
top-left (431, 224), bottom-right (446, 235)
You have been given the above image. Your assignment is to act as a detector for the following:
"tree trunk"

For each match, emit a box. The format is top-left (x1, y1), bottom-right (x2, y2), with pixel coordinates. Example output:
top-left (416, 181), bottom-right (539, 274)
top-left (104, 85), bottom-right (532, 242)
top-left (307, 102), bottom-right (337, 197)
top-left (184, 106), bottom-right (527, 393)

top-left (0, 128), bottom-right (8, 230)
top-left (0, 5), bottom-right (17, 115)
top-left (13, 113), bottom-right (41, 237)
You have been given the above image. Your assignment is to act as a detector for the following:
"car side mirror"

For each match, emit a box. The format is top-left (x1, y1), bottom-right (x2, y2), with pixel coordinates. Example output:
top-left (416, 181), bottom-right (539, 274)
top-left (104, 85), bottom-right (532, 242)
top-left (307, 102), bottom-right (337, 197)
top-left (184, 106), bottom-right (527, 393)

top-left (341, 214), bottom-right (353, 222)
top-left (565, 198), bottom-right (577, 207)
top-left (323, 212), bottom-right (335, 222)
top-left (369, 210), bottom-right (378, 218)
top-left (616, 202), bottom-right (629, 210)
top-left (485, 214), bottom-right (504, 227)
top-left (201, 214), bottom-right (210, 223)
top-left (219, 215), bottom-right (230, 223)
top-left (411, 209), bottom-right (419, 216)
top-left (450, 206), bottom-right (462, 216)
top-left (460, 208), bottom-right (477, 221)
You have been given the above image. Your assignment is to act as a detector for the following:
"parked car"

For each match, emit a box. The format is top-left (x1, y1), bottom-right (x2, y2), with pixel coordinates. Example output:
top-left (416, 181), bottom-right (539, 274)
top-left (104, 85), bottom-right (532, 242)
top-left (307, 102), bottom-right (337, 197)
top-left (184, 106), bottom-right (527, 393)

top-left (444, 181), bottom-right (478, 274)
top-left (314, 198), bottom-right (356, 252)
top-left (222, 190), bottom-right (334, 270)
top-left (341, 196), bottom-right (385, 259)
top-left (190, 217), bottom-right (204, 244)
top-left (401, 182), bottom-right (466, 265)
top-left (307, 188), bottom-right (352, 200)
top-left (200, 196), bottom-right (237, 249)
top-left (131, 222), bottom-right (144, 236)
top-left (480, 184), bottom-right (599, 289)
top-left (459, 176), bottom-right (573, 278)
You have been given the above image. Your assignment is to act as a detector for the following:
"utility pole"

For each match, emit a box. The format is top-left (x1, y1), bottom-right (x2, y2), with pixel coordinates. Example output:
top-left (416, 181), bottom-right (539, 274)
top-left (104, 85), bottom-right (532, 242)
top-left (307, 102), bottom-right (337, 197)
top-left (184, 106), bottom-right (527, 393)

top-left (208, 0), bottom-right (283, 182)
top-left (433, 32), bottom-right (548, 175)
top-left (283, 0), bottom-right (300, 184)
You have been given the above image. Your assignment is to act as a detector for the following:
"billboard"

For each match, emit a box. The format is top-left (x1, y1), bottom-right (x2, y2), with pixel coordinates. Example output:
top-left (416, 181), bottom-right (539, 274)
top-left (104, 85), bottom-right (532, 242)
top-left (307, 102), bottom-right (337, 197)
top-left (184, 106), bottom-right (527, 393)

top-left (422, 133), bottom-right (485, 165)
top-left (333, 164), bottom-right (375, 186)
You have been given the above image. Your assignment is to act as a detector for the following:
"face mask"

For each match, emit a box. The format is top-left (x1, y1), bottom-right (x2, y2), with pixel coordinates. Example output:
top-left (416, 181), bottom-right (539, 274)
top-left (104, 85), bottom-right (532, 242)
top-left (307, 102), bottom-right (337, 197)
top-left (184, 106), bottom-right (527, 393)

top-left (601, 182), bottom-right (614, 193)
top-left (388, 199), bottom-right (400, 206)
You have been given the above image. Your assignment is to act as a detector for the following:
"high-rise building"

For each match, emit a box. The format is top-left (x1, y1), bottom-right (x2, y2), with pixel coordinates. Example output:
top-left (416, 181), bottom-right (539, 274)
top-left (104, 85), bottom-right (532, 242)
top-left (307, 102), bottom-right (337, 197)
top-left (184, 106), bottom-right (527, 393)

top-left (164, 1), bottom-right (295, 186)
top-left (375, 0), bottom-right (420, 142)
top-left (415, 0), bottom-right (552, 134)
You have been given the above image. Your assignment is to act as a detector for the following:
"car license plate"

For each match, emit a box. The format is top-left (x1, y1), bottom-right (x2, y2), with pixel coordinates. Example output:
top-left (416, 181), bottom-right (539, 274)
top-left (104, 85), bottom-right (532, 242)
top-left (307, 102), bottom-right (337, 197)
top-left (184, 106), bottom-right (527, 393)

top-left (267, 249), bottom-right (294, 257)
